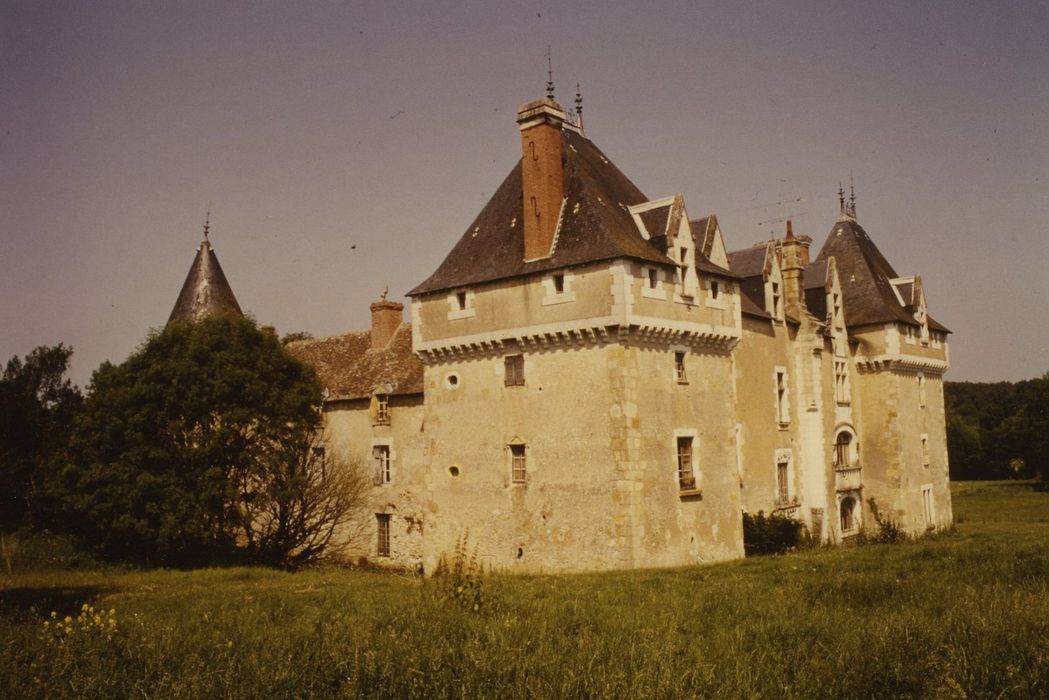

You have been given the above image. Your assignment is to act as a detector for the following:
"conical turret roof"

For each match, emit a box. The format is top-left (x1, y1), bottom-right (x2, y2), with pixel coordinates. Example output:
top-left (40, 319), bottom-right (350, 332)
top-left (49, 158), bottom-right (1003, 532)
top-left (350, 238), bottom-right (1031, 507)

top-left (166, 238), bottom-right (243, 326)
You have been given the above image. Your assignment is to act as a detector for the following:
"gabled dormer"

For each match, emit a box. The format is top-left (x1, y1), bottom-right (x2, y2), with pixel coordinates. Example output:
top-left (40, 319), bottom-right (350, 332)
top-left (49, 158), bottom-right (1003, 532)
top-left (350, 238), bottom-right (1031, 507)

top-left (763, 244), bottom-right (785, 322)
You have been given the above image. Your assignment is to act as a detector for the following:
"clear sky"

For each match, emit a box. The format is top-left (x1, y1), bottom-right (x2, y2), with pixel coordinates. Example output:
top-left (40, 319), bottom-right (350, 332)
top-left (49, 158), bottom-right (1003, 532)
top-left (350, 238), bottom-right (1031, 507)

top-left (3, 1), bottom-right (1047, 387)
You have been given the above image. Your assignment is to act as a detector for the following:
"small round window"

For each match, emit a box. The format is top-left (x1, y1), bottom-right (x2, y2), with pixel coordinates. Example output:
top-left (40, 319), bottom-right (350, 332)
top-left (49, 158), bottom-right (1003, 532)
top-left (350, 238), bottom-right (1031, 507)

top-left (448, 465), bottom-right (461, 478)
top-left (445, 373), bottom-right (460, 389)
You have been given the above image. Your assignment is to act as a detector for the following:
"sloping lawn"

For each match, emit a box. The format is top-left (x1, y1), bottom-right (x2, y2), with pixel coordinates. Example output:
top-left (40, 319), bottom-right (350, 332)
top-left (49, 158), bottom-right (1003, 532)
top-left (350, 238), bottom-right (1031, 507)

top-left (2, 481), bottom-right (1047, 698)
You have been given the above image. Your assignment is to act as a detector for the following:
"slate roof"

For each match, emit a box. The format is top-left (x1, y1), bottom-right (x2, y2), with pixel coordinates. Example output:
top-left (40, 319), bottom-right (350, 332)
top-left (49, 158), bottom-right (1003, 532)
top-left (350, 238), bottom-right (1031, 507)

top-left (409, 129), bottom-right (733, 296)
top-left (285, 324), bottom-right (423, 401)
top-left (726, 246), bottom-right (772, 319)
top-left (815, 218), bottom-right (949, 332)
top-left (167, 239), bottom-right (243, 326)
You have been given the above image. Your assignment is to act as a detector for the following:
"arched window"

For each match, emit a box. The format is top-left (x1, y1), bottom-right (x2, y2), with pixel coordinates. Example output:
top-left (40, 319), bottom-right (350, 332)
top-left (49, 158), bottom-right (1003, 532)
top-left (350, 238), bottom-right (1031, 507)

top-left (840, 496), bottom-right (856, 533)
top-left (834, 431), bottom-right (852, 468)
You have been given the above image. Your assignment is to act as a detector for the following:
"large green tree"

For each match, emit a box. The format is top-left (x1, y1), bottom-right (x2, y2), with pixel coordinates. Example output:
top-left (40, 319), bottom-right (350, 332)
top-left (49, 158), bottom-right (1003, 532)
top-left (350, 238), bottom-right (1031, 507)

top-left (0, 344), bottom-right (82, 531)
top-left (58, 316), bottom-right (356, 567)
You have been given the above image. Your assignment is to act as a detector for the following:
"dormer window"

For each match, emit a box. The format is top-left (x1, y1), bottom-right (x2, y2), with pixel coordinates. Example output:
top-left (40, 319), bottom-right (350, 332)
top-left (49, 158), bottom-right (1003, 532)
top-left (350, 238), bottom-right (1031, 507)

top-left (373, 393), bottom-right (390, 426)
top-left (771, 281), bottom-right (783, 320)
top-left (648, 268), bottom-right (658, 289)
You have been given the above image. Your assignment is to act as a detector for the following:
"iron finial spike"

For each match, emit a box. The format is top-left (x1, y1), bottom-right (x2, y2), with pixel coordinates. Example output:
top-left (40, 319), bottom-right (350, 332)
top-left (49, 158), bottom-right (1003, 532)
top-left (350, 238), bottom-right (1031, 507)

top-left (545, 46), bottom-right (555, 100)
top-left (575, 82), bottom-right (584, 133)
top-left (203, 205), bottom-right (211, 241)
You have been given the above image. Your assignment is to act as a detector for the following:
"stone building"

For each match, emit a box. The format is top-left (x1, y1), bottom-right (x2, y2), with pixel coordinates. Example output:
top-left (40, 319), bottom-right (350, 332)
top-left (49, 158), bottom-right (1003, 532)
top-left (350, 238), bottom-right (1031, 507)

top-left (279, 95), bottom-right (952, 573)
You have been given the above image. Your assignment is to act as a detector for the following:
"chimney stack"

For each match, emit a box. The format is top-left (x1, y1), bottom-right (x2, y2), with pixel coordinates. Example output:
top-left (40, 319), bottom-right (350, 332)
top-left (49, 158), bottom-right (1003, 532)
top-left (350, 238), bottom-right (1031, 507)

top-left (779, 220), bottom-right (813, 320)
top-left (370, 299), bottom-right (403, 349)
top-left (516, 97), bottom-right (566, 261)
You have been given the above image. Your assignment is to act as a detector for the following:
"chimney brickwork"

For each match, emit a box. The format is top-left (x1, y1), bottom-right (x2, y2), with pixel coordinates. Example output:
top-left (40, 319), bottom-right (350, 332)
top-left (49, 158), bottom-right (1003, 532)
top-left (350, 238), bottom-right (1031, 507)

top-left (779, 220), bottom-right (813, 320)
top-left (516, 98), bottom-right (566, 261)
top-left (370, 299), bottom-right (403, 349)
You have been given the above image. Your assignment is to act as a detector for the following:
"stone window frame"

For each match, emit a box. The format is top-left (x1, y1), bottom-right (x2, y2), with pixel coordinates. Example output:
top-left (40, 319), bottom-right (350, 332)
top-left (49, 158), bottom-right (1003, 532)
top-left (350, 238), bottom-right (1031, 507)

top-left (376, 513), bottom-right (392, 557)
top-left (773, 367), bottom-right (790, 428)
top-left (838, 494), bottom-right (860, 536)
top-left (372, 392), bottom-right (391, 426)
top-left (704, 277), bottom-right (728, 310)
top-left (504, 354), bottom-right (525, 387)
top-left (541, 270), bottom-right (577, 306)
top-left (921, 433), bottom-right (930, 468)
top-left (672, 346), bottom-right (688, 384)
top-left (921, 484), bottom-right (935, 529)
top-left (834, 359), bottom-right (851, 405)
top-left (640, 265), bottom-right (667, 300)
top-left (673, 428), bottom-right (700, 494)
top-left (447, 288), bottom-right (476, 320)
top-left (371, 438), bottom-right (393, 485)
top-left (917, 372), bottom-right (927, 408)
top-left (775, 448), bottom-right (794, 506)
top-left (508, 440), bottom-right (527, 484)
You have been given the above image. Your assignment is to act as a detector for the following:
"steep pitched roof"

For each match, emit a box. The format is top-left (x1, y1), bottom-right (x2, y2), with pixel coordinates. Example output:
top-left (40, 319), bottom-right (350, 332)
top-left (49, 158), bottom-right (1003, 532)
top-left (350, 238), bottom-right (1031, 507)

top-left (726, 245), bottom-right (773, 319)
top-left (410, 129), bottom-right (717, 296)
top-left (167, 239), bottom-right (243, 326)
top-left (815, 218), bottom-right (949, 331)
top-left (285, 323), bottom-right (423, 401)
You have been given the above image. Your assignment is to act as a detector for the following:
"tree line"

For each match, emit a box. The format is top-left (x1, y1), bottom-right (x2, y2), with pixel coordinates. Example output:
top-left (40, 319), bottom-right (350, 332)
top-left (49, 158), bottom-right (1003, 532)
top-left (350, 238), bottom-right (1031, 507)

top-left (945, 377), bottom-right (1049, 482)
top-left (0, 317), bottom-right (367, 568)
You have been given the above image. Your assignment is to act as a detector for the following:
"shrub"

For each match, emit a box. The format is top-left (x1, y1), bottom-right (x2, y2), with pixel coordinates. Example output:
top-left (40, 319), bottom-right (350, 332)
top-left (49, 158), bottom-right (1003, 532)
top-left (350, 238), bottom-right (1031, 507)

top-left (866, 498), bottom-right (909, 543)
top-left (431, 532), bottom-right (492, 613)
top-left (742, 511), bottom-right (809, 556)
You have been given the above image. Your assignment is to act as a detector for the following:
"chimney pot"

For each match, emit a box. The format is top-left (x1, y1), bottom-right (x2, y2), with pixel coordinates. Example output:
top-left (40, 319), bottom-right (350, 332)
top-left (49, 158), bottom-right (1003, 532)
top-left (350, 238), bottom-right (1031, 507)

top-left (370, 299), bottom-right (403, 349)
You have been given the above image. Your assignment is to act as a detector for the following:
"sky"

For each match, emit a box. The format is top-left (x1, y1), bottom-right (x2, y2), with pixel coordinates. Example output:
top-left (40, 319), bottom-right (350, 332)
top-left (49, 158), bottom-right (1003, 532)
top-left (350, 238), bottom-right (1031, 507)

top-left (2, 0), bottom-right (1047, 387)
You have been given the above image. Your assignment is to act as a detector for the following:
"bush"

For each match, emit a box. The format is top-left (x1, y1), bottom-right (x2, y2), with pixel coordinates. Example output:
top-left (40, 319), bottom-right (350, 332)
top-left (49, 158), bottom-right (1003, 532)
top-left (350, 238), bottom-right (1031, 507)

top-left (431, 533), bottom-right (493, 613)
top-left (866, 498), bottom-right (909, 543)
top-left (742, 511), bottom-right (809, 556)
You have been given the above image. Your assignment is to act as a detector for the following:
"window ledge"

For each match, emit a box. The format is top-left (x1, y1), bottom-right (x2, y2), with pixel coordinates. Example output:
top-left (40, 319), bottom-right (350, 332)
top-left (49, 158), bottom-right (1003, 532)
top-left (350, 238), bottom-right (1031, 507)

top-left (678, 488), bottom-right (703, 500)
top-left (777, 422), bottom-right (791, 431)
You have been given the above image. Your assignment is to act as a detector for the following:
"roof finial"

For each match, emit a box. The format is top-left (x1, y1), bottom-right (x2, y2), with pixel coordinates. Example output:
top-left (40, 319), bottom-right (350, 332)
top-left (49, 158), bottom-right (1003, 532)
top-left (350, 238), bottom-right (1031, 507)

top-left (575, 83), bottom-right (584, 133)
top-left (380, 284), bottom-right (389, 300)
top-left (838, 182), bottom-right (846, 216)
top-left (203, 205), bottom-right (211, 241)
top-left (545, 46), bottom-right (555, 100)
top-left (785, 219), bottom-right (794, 239)
top-left (847, 172), bottom-right (857, 219)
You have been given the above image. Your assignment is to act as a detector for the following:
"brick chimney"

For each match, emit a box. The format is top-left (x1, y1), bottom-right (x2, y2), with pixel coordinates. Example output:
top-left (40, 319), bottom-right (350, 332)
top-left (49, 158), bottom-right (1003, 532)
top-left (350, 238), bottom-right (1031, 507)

top-left (516, 97), bottom-right (566, 261)
top-left (370, 299), bottom-right (403, 349)
top-left (779, 220), bottom-right (813, 320)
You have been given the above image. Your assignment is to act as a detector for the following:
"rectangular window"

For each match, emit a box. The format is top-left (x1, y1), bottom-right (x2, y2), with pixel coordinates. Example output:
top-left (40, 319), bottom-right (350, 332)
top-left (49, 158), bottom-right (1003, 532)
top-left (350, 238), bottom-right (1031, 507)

top-left (922, 486), bottom-right (934, 528)
top-left (771, 281), bottom-right (782, 319)
top-left (674, 351), bottom-right (687, 383)
top-left (504, 354), bottom-right (525, 387)
top-left (648, 267), bottom-right (658, 289)
top-left (918, 373), bottom-right (927, 408)
top-left (374, 393), bottom-right (390, 425)
top-left (677, 436), bottom-right (696, 490)
top-left (456, 291), bottom-right (467, 311)
top-left (376, 514), bottom-right (391, 557)
top-left (510, 444), bottom-right (527, 483)
top-left (775, 369), bottom-right (789, 425)
top-left (553, 273), bottom-right (565, 294)
top-left (372, 445), bottom-right (391, 484)
top-left (921, 434), bottom-right (930, 467)
top-left (710, 280), bottom-right (719, 299)
top-left (834, 360), bottom-right (850, 404)
top-left (777, 459), bottom-right (790, 504)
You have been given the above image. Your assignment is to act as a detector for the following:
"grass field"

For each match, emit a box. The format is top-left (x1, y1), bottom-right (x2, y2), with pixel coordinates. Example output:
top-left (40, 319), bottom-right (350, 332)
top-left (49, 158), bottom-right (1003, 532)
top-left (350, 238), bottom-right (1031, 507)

top-left (2, 481), bottom-right (1047, 698)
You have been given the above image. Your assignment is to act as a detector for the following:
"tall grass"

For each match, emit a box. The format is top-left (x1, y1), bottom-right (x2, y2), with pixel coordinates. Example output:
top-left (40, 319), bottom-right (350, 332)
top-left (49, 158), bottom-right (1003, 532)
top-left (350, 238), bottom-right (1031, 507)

top-left (2, 481), bottom-right (1047, 698)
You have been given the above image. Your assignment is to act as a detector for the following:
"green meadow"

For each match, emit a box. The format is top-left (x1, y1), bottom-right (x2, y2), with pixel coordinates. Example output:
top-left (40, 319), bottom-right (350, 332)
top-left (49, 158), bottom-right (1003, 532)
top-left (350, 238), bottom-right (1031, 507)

top-left (2, 481), bottom-right (1047, 699)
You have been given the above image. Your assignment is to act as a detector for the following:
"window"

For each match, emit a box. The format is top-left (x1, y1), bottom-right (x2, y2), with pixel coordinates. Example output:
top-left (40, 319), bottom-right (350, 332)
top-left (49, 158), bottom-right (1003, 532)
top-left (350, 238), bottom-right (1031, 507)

top-left (678, 246), bottom-right (692, 294)
top-left (775, 369), bottom-right (789, 425)
top-left (510, 444), bottom-right (527, 483)
top-left (376, 514), bottom-right (391, 557)
top-left (839, 496), bottom-right (856, 533)
top-left (777, 457), bottom-right (790, 505)
top-left (677, 436), bottom-right (696, 490)
top-left (648, 267), bottom-right (658, 289)
top-left (921, 434), bottom-right (930, 467)
top-left (771, 281), bottom-right (782, 319)
top-left (504, 354), bottom-right (525, 387)
top-left (372, 444), bottom-right (391, 485)
top-left (834, 432), bottom-right (852, 469)
top-left (710, 280), bottom-right (719, 299)
top-left (674, 351), bottom-right (687, 383)
top-left (922, 485), bottom-right (934, 528)
top-left (917, 373), bottom-right (927, 408)
top-left (834, 360), bottom-right (850, 404)
top-left (456, 291), bottom-right (467, 310)
top-left (553, 273), bottom-right (565, 294)
top-left (374, 393), bottom-right (390, 426)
